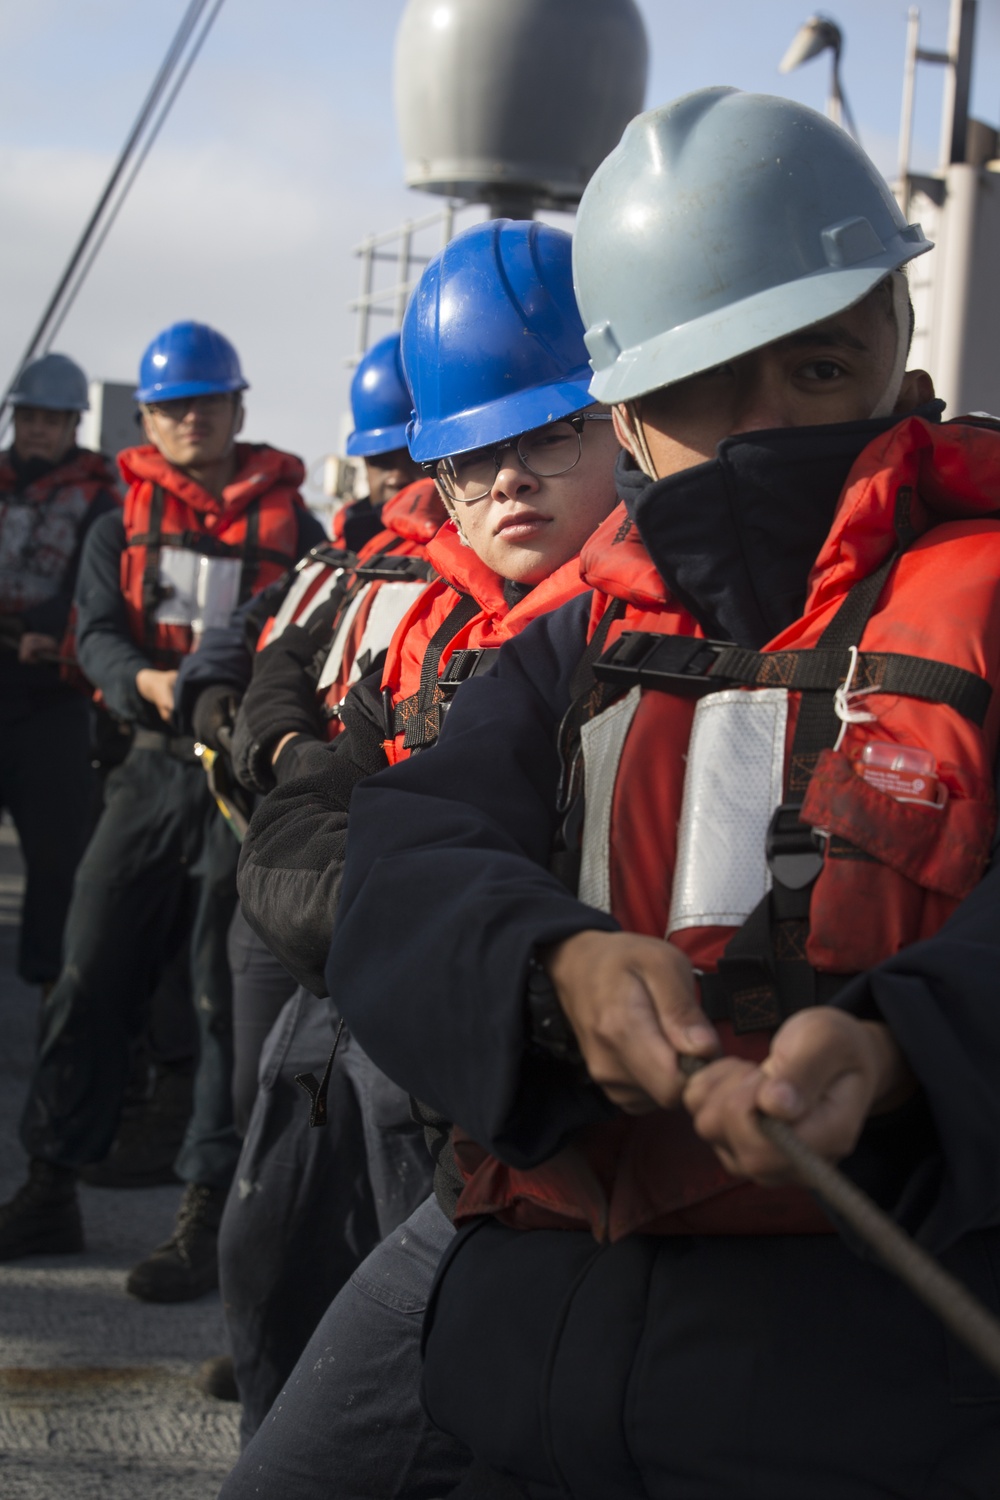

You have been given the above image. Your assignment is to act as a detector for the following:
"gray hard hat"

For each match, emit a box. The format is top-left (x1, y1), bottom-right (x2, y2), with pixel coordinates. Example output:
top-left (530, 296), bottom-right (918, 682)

top-left (9, 352), bottom-right (90, 412)
top-left (573, 88), bottom-right (934, 404)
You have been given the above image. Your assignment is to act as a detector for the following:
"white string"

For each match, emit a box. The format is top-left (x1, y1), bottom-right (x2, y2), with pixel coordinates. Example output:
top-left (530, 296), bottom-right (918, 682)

top-left (833, 645), bottom-right (879, 751)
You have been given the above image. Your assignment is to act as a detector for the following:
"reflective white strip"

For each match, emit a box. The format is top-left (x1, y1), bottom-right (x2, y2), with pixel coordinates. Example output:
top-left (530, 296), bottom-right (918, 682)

top-left (269, 560), bottom-right (327, 642)
top-left (667, 687), bottom-right (788, 935)
top-left (344, 581), bottom-right (427, 688)
top-left (297, 568), bottom-right (346, 628)
top-left (578, 686), bottom-right (642, 914)
top-left (315, 584), bottom-right (372, 690)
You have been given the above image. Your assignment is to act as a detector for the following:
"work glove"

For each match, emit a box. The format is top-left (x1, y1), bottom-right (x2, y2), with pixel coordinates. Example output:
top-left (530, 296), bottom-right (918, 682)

top-left (231, 624), bottom-right (328, 795)
top-left (192, 683), bottom-right (242, 752)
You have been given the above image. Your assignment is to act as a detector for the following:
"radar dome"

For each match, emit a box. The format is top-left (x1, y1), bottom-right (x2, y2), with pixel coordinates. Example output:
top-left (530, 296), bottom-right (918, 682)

top-left (394, 0), bottom-right (648, 214)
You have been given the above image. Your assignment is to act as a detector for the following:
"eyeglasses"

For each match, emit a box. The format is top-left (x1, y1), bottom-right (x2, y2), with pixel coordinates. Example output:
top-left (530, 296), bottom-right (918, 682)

top-left (429, 412), bottom-right (614, 502)
top-left (144, 393), bottom-right (236, 421)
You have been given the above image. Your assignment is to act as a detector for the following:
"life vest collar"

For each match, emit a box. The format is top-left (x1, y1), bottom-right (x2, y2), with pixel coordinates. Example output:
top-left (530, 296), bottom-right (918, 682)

top-left (118, 442), bottom-right (305, 521)
top-left (805, 415), bottom-right (1000, 618)
top-left (580, 502), bottom-right (670, 609)
top-left (423, 520), bottom-right (511, 619)
top-left (380, 478), bottom-right (448, 543)
top-left (0, 446), bottom-right (119, 498)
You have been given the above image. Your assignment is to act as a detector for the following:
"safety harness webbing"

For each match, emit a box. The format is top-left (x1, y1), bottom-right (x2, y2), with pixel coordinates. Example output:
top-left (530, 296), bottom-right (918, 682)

top-left (555, 520), bottom-right (994, 1033)
top-left (392, 590), bottom-right (481, 751)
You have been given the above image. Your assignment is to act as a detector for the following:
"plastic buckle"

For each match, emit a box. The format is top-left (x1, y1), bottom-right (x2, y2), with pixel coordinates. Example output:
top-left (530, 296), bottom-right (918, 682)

top-left (438, 649), bottom-right (485, 697)
top-left (593, 633), bottom-right (729, 695)
top-left (766, 804), bottom-right (825, 890)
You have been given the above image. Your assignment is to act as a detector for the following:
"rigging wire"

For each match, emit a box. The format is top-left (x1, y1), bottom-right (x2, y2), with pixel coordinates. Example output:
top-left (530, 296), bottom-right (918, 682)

top-left (42, 0), bottom-right (228, 355)
top-left (0, 0), bottom-right (225, 431)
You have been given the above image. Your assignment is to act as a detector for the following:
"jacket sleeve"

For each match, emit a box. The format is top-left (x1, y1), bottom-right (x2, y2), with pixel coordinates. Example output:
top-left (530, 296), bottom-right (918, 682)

top-left (833, 848), bottom-right (1000, 1253)
top-left (236, 670), bottom-right (391, 996)
top-left (328, 594), bottom-right (619, 1169)
top-left (74, 510), bottom-right (155, 722)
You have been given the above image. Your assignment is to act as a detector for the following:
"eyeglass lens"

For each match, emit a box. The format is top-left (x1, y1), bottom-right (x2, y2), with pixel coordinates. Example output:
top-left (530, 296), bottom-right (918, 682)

top-left (440, 419), bottom-right (584, 501)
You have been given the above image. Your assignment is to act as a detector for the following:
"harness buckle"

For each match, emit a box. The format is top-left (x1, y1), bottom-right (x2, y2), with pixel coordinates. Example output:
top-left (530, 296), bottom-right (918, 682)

top-left (766, 804), bottom-right (825, 890)
top-left (593, 632), bottom-right (730, 695)
top-left (438, 647), bottom-right (498, 697)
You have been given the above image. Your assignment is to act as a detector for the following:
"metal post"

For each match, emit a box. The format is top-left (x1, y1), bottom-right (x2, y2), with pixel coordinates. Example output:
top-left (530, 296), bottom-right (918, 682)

top-left (939, 0), bottom-right (977, 168)
top-left (897, 7), bottom-right (921, 215)
top-left (356, 236), bottom-right (375, 363)
top-left (394, 222), bottom-right (413, 325)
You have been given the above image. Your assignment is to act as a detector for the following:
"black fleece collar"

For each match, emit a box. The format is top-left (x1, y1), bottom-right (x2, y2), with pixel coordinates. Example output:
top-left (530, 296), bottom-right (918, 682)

top-left (619, 403), bottom-right (944, 648)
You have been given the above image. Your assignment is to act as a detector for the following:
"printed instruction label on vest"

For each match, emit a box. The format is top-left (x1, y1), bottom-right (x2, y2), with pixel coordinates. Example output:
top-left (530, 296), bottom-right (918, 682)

top-left (855, 740), bottom-right (943, 807)
top-left (156, 548), bottom-right (242, 633)
top-left (667, 687), bottom-right (788, 935)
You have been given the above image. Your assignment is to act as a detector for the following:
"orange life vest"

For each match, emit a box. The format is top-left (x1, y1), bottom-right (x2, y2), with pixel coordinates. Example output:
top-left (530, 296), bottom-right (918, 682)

top-left (381, 517), bottom-right (595, 764)
top-left (0, 447), bottom-right (120, 618)
top-left (452, 416), bottom-right (1000, 1241)
top-left (119, 443), bottom-right (307, 668)
top-left (311, 479), bottom-right (446, 738)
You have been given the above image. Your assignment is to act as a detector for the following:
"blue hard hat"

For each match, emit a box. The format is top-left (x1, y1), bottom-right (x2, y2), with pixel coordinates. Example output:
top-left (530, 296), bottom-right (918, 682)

top-left (135, 321), bottom-right (249, 404)
top-left (345, 334), bottom-right (413, 458)
top-left (401, 219), bottom-right (595, 464)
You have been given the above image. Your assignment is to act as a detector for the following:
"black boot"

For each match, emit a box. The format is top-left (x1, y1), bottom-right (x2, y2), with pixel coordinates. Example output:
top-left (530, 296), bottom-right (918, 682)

top-left (125, 1182), bottom-right (227, 1303)
top-left (0, 1160), bottom-right (83, 1261)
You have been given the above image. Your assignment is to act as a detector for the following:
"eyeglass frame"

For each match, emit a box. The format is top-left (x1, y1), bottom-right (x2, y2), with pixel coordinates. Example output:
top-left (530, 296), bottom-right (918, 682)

top-left (424, 411), bottom-right (615, 502)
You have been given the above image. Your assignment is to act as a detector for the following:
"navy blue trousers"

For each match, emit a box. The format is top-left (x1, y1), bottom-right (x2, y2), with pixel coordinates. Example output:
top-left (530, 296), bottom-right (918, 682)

top-left (21, 744), bottom-right (241, 1187)
top-left (421, 1220), bottom-right (1000, 1499)
top-left (0, 692), bottom-right (95, 983)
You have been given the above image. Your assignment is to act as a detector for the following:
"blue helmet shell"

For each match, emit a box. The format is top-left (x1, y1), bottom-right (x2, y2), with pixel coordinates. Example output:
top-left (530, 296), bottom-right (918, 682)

top-left (345, 334), bottom-right (413, 457)
top-left (401, 219), bottom-right (594, 464)
top-left (135, 321), bottom-right (249, 404)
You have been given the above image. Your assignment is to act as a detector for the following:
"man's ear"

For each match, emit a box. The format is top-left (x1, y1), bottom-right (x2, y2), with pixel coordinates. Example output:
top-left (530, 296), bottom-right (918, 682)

top-left (233, 398), bottom-right (245, 438)
top-left (894, 369), bottom-right (935, 414)
top-left (612, 404), bottom-right (637, 459)
top-left (139, 406), bottom-right (158, 446)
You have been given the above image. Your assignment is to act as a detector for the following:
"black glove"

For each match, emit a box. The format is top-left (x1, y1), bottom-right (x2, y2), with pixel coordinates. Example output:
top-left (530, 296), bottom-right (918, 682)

top-left (231, 625), bottom-right (328, 794)
top-left (192, 683), bottom-right (242, 751)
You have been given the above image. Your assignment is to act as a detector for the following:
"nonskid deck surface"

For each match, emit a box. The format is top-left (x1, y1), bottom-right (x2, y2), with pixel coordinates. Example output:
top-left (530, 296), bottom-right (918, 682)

top-left (0, 821), bottom-right (238, 1498)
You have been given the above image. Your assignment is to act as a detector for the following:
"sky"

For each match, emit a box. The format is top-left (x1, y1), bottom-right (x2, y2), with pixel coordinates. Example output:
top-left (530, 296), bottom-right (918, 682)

top-left (1, 1), bottom-right (998, 500)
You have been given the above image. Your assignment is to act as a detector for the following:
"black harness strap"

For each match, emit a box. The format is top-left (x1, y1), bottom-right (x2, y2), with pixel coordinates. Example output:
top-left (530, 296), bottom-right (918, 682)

top-left (353, 554), bottom-right (435, 584)
top-left (594, 635), bottom-right (991, 727)
top-left (703, 549), bottom-right (903, 1031)
top-left (395, 591), bottom-right (481, 752)
top-left (139, 484), bottom-right (167, 655)
top-left (239, 499), bottom-right (261, 601)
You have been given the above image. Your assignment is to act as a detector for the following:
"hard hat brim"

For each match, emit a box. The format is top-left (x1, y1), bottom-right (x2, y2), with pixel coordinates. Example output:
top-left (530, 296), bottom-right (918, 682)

top-left (407, 374), bottom-right (595, 464)
top-left (8, 393), bottom-right (88, 413)
top-left (134, 376), bottom-right (249, 405)
top-left (588, 246), bottom-right (932, 406)
top-left (345, 420), bottom-right (412, 458)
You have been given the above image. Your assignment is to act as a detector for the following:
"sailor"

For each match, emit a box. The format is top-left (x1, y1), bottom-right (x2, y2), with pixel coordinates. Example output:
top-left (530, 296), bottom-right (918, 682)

top-left (325, 92), bottom-right (1000, 1497)
top-left (0, 321), bottom-right (324, 1306)
top-left (0, 353), bottom-right (120, 993)
top-left (217, 218), bottom-right (621, 1465)
top-left (330, 331), bottom-right (422, 550)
